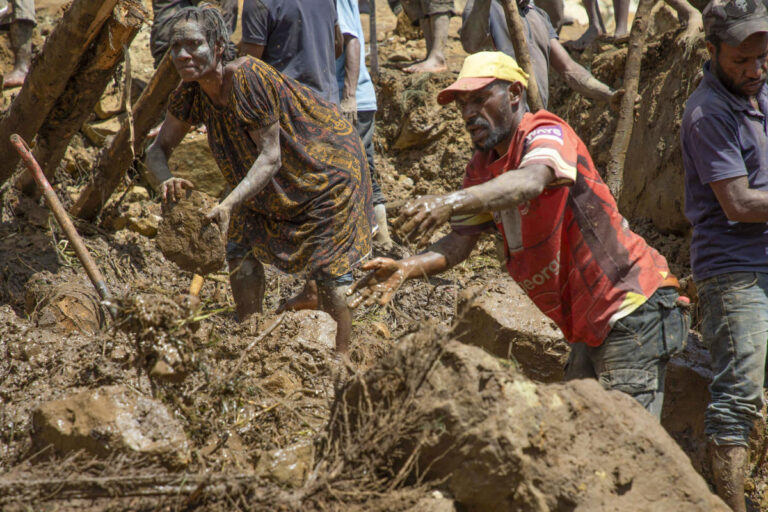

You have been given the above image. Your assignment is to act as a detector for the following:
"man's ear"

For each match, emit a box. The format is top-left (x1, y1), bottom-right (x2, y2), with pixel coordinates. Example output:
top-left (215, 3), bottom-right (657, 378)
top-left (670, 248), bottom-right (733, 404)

top-left (508, 81), bottom-right (524, 106)
top-left (705, 40), bottom-right (716, 61)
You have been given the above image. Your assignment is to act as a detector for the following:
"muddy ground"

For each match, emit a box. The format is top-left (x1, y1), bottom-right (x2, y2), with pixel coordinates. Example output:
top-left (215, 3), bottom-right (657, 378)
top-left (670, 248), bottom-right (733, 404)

top-left (0, 0), bottom-right (766, 510)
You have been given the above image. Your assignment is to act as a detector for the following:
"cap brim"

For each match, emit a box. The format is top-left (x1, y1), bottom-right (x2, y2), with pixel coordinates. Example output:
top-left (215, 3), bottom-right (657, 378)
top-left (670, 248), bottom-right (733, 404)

top-left (722, 17), bottom-right (768, 46)
top-left (437, 77), bottom-right (497, 105)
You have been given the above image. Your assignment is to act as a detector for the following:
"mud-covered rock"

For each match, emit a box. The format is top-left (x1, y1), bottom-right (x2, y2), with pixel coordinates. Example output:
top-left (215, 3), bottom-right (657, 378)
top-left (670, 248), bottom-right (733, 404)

top-left (256, 440), bottom-right (314, 487)
top-left (168, 131), bottom-right (227, 198)
top-left (157, 190), bottom-right (225, 275)
top-left (453, 280), bottom-right (569, 382)
top-left (25, 273), bottom-right (105, 334)
top-left (407, 492), bottom-right (457, 512)
top-left (331, 330), bottom-right (728, 511)
top-left (32, 385), bottom-right (189, 466)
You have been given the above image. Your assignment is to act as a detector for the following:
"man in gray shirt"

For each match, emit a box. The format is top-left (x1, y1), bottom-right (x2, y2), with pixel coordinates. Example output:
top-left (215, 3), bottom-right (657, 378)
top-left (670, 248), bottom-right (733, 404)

top-left (239, 0), bottom-right (342, 104)
top-left (461, 0), bottom-right (618, 108)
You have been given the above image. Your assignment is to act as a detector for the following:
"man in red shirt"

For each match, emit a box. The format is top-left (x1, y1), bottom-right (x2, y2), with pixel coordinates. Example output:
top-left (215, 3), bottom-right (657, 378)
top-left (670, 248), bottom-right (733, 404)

top-left (348, 51), bottom-right (688, 417)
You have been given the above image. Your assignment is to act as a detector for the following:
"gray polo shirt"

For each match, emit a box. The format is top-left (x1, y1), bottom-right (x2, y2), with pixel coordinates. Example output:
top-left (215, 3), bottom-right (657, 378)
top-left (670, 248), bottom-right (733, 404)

top-left (463, 0), bottom-right (557, 108)
top-left (241, 0), bottom-right (339, 104)
top-left (681, 62), bottom-right (768, 281)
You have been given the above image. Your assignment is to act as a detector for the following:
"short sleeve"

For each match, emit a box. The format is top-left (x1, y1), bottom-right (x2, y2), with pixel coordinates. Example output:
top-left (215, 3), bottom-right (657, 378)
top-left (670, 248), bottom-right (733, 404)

top-left (450, 153), bottom-right (497, 235)
top-left (519, 123), bottom-right (578, 185)
top-left (241, 0), bottom-right (270, 45)
top-left (168, 83), bottom-right (203, 125)
top-left (534, 6), bottom-right (559, 40)
top-left (337, 0), bottom-right (359, 38)
top-left (231, 61), bottom-right (280, 129)
top-left (686, 115), bottom-right (748, 184)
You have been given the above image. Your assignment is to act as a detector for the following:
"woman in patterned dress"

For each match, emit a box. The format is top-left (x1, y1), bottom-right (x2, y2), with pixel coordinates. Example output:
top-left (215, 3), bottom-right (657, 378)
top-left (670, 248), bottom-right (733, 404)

top-left (145, 6), bottom-right (374, 353)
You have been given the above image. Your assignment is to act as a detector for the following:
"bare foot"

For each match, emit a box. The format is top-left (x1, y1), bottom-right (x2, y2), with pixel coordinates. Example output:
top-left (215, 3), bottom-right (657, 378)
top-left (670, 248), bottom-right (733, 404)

top-left (277, 280), bottom-right (319, 312)
top-left (677, 12), bottom-right (704, 58)
top-left (403, 57), bottom-right (448, 73)
top-left (610, 30), bottom-right (630, 44)
top-left (563, 25), bottom-right (604, 51)
top-left (3, 68), bottom-right (27, 89)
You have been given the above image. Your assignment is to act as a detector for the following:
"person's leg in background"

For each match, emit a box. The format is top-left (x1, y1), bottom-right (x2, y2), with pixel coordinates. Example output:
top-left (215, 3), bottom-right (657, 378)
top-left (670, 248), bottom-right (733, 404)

top-left (402, 0), bottom-right (451, 73)
top-left (3, 0), bottom-right (35, 88)
top-left (226, 241), bottom-right (267, 321)
top-left (357, 110), bottom-right (392, 250)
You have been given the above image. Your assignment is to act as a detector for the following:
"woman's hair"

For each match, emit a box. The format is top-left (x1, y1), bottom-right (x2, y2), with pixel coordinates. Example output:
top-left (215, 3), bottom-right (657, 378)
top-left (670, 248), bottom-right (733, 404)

top-left (168, 3), bottom-right (238, 62)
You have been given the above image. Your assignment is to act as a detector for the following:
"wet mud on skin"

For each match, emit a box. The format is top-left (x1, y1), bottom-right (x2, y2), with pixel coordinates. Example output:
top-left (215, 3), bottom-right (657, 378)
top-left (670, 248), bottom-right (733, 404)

top-left (1, 0), bottom-right (767, 510)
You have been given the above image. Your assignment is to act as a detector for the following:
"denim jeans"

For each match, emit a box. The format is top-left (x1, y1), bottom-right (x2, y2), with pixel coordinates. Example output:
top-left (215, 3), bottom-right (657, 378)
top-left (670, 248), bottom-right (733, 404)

top-left (697, 271), bottom-right (768, 447)
top-left (357, 111), bottom-right (386, 207)
top-left (565, 286), bottom-right (689, 419)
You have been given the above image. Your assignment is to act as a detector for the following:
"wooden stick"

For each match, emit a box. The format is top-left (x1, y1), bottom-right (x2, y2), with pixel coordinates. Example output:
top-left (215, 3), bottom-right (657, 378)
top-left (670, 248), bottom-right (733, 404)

top-left (0, 473), bottom-right (260, 500)
top-left (70, 52), bottom-right (181, 220)
top-left (605, 0), bottom-right (654, 201)
top-left (0, 0), bottom-right (119, 187)
top-left (499, 0), bottom-right (543, 112)
top-left (15, 0), bottom-right (146, 196)
top-left (370, 0), bottom-right (379, 79)
top-left (190, 274), bottom-right (205, 296)
top-left (11, 134), bottom-right (118, 319)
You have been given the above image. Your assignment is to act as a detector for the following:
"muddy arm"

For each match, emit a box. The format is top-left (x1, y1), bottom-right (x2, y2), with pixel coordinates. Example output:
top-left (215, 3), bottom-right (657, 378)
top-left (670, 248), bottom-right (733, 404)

top-left (399, 164), bottom-right (555, 248)
top-left (347, 231), bottom-right (480, 307)
top-left (711, 177), bottom-right (768, 223)
top-left (461, 0), bottom-right (495, 53)
top-left (145, 113), bottom-right (193, 189)
top-left (219, 121), bottom-right (281, 209)
top-left (205, 121), bottom-right (281, 236)
top-left (550, 39), bottom-right (616, 103)
top-left (444, 164), bottom-right (555, 216)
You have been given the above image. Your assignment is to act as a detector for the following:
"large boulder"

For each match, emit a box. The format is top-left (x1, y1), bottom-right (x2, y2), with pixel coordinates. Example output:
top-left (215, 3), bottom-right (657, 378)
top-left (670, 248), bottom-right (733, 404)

top-left (32, 385), bottom-right (189, 466)
top-left (453, 280), bottom-right (569, 382)
top-left (329, 329), bottom-right (728, 511)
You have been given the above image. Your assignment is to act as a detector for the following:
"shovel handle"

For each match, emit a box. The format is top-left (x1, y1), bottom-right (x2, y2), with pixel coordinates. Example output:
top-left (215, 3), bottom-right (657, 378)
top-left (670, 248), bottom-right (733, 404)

top-left (10, 134), bottom-right (117, 319)
top-left (190, 274), bottom-right (204, 296)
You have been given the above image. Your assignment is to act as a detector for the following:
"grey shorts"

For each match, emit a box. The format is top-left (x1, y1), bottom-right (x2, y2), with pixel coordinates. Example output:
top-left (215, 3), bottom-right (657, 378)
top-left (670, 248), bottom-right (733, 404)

top-left (11, 0), bottom-right (35, 23)
top-left (401, 0), bottom-right (454, 21)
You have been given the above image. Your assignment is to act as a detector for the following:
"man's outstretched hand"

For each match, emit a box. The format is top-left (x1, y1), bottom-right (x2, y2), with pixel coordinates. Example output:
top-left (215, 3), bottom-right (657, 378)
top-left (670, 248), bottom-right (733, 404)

top-left (397, 194), bottom-right (455, 249)
top-left (347, 257), bottom-right (411, 308)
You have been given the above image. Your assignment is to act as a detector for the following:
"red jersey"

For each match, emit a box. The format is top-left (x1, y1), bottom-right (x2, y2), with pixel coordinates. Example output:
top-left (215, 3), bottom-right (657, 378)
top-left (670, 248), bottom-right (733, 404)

top-left (451, 111), bottom-right (670, 346)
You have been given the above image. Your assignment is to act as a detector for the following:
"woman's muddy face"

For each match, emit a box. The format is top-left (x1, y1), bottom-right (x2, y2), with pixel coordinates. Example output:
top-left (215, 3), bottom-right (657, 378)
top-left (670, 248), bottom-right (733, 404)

top-left (170, 21), bottom-right (217, 81)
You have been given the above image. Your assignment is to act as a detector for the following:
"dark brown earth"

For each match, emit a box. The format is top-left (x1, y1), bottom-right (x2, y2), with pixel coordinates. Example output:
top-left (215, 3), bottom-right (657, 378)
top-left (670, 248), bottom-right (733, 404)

top-left (157, 189), bottom-right (226, 275)
top-left (0, 0), bottom-right (767, 510)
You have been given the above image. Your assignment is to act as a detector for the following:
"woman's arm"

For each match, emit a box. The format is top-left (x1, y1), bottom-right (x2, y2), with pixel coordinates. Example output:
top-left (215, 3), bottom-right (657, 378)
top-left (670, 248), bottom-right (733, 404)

top-left (145, 113), bottom-right (195, 201)
top-left (206, 121), bottom-right (282, 236)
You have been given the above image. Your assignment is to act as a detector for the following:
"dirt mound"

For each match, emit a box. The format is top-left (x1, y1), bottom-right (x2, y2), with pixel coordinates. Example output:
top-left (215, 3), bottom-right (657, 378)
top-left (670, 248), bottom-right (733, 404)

top-left (551, 12), bottom-right (708, 238)
top-left (375, 69), bottom-right (471, 201)
top-left (325, 326), bottom-right (728, 511)
top-left (157, 190), bottom-right (225, 275)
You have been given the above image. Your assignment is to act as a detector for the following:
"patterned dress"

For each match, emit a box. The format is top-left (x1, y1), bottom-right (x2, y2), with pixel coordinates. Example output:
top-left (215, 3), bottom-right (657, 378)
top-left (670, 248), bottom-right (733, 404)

top-left (168, 57), bottom-right (373, 279)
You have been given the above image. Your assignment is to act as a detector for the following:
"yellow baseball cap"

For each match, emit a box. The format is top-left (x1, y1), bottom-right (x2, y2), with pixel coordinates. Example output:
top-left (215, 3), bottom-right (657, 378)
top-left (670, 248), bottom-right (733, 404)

top-left (437, 51), bottom-right (529, 105)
